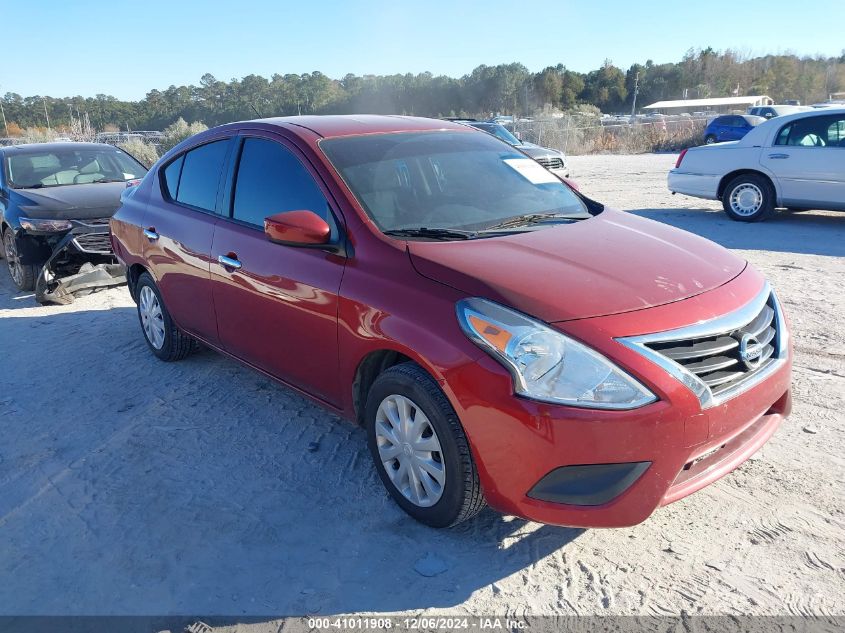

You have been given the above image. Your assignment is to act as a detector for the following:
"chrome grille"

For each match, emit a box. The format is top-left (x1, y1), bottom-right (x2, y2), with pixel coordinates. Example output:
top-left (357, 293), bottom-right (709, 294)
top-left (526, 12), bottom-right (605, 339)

top-left (618, 284), bottom-right (787, 409)
top-left (535, 156), bottom-right (565, 170)
top-left (73, 232), bottom-right (113, 254)
top-left (645, 298), bottom-right (777, 396)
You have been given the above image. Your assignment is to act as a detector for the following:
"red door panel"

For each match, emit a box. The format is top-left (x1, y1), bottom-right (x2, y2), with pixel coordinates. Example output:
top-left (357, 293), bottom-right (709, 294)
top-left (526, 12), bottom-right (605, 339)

top-left (144, 202), bottom-right (219, 344)
top-left (211, 221), bottom-right (345, 404)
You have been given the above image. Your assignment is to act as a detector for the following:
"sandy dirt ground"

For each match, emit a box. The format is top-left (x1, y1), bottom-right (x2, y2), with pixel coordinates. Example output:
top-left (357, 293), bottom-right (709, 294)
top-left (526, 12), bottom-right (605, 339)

top-left (0, 153), bottom-right (842, 625)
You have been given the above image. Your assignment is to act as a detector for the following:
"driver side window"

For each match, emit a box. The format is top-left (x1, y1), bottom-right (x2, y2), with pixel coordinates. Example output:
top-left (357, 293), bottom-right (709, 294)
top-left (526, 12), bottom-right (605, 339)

top-left (231, 137), bottom-right (336, 237)
top-left (827, 118), bottom-right (845, 147)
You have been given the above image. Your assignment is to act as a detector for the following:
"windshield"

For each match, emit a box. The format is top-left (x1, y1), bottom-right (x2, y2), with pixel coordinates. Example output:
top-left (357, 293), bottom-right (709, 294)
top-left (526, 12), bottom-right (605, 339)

top-left (320, 131), bottom-right (589, 236)
top-left (5, 146), bottom-right (148, 189)
top-left (470, 122), bottom-right (521, 146)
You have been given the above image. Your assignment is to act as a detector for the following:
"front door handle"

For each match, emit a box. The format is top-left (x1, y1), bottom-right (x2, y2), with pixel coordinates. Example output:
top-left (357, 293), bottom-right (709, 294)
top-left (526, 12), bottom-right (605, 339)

top-left (143, 227), bottom-right (159, 241)
top-left (218, 254), bottom-right (242, 270)
top-left (768, 153), bottom-right (790, 159)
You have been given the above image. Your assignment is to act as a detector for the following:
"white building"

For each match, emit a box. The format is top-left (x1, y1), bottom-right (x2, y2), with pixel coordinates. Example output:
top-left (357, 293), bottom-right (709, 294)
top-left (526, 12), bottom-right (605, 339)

top-left (644, 95), bottom-right (773, 115)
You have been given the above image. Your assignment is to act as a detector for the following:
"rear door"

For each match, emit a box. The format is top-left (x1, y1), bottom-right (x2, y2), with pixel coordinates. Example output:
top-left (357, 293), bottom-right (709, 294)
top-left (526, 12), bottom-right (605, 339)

top-left (723, 116), bottom-right (745, 141)
top-left (762, 113), bottom-right (845, 210)
top-left (144, 136), bottom-right (235, 344)
top-left (210, 132), bottom-right (347, 405)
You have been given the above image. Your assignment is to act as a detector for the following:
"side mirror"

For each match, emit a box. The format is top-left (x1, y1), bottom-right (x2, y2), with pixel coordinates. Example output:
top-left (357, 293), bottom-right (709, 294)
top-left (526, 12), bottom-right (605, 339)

top-left (264, 210), bottom-right (331, 246)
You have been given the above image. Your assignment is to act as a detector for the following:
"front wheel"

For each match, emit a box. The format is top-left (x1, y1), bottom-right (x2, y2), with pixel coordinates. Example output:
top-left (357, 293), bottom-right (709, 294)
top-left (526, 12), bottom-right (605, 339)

top-left (721, 174), bottom-right (775, 222)
top-left (135, 272), bottom-right (196, 361)
top-left (2, 228), bottom-right (38, 292)
top-left (365, 362), bottom-right (486, 527)
top-left (704, 134), bottom-right (717, 144)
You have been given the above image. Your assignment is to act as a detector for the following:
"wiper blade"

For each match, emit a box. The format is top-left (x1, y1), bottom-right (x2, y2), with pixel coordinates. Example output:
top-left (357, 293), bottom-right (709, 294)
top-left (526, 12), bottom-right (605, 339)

top-left (482, 212), bottom-right (580, 231)
top-left (383, 227), bottom-right (476, 240)
top-left (92, 178), bottom-right (127, 183)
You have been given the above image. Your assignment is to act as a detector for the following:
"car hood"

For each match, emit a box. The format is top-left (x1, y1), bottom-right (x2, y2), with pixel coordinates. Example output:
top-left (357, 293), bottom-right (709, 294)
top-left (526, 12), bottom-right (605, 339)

top-left (518, 143), bottom-right (565, 159)
top-left (13, 182), bottom-right (127, 219)
top-left (407, 209), bottom-right (746, 322)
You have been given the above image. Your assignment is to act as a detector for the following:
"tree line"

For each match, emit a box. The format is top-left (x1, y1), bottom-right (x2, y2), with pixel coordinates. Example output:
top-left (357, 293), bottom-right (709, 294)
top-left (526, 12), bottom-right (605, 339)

top-left (2, 48), bottom-right (844, 133)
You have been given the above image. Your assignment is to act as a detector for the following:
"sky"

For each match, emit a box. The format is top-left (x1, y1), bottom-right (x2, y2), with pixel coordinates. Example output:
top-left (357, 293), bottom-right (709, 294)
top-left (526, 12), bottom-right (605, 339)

top-left (1, 0), bottom-right (842, 101)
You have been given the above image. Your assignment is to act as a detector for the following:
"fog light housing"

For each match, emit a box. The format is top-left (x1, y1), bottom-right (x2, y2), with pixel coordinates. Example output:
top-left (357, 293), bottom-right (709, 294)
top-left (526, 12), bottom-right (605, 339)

top-left (528, 462), bottom-right (651, 506)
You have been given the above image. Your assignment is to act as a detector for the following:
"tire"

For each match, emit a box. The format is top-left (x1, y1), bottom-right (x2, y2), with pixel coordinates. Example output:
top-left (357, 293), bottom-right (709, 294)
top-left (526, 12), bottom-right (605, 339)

top-left (2, 227), bottom-right (38, 292)
top-left (704, 135), bottom-right (717, 144)
top-left (365, 362), bottom-right (485, 528)
top-left (721, 173), bottom-right (775, 222)
top-left (135, 272), bottom-right (196, 361)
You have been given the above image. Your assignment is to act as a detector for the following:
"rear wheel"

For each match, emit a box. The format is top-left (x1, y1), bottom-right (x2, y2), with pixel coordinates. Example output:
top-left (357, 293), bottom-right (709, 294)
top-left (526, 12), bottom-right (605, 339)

top-left (721, 174), bottom-right (775, 222)
top-left (365, 362), bottom-right (485, 528)
top-left (704, 134), bottom-right (717, 144)
top-left (136, 272), bottom-right (196, 361)
top-left (2, 228), bottom-right (37, 291)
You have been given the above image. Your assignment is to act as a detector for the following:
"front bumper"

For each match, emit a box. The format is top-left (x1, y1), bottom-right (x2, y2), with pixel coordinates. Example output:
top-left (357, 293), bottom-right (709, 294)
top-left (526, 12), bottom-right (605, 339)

top-left (442, 268), bottom-right (792, 528)
top-left (31, 220), bottom-right (124, 304)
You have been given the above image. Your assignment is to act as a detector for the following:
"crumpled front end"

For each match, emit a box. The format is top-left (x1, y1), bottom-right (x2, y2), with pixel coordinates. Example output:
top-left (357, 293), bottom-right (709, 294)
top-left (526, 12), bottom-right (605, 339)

top-left (33, 219), bottom-right (125, 305)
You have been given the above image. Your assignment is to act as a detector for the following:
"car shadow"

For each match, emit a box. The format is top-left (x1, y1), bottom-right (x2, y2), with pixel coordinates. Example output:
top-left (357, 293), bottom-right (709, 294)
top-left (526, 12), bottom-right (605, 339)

top-left (629, 207), bottom-right (845, 257)
top-left (0, 307), bottom-right (584, 617)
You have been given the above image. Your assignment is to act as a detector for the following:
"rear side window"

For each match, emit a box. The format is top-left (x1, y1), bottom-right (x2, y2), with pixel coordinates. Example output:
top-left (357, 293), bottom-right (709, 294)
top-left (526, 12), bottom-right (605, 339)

top-left (162, 140), bottom-right (229, 212)
top-left (232, 138), bottom-right (333, 229)
top-left (162, 155), bottom-right (183, 199)
top-left (775, 115), bottom-right (845, 147)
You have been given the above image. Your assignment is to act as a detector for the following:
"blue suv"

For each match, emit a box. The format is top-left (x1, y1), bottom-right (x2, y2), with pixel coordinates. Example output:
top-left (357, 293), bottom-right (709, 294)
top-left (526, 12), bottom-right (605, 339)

top-left (703, 115), bottom-right (766, 144)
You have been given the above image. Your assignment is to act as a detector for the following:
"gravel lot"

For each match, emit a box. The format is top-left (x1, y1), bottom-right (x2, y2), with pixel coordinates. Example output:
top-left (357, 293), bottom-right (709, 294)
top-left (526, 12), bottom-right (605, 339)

top-left (0, 153), bottom-right (843, 624)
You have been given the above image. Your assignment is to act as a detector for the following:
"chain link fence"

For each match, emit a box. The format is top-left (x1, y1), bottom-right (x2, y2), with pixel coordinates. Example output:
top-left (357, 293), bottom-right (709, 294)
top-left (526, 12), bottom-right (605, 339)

top-left (512, 115), bottom-right (709, 154)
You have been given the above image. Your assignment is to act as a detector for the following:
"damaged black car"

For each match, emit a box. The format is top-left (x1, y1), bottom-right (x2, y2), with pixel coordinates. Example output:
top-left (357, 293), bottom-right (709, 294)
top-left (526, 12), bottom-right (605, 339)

top-left (0, 142), bottom-right (147, 304)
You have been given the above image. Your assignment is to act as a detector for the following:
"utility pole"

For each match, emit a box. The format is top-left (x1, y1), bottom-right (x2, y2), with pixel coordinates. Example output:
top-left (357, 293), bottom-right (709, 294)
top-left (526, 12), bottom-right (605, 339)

top-left (630, 71), bottom-right (640, 118)
top-left (0, 84), bottom-right (7, 136)
top-left (42, 97), bottom-right (51, 130)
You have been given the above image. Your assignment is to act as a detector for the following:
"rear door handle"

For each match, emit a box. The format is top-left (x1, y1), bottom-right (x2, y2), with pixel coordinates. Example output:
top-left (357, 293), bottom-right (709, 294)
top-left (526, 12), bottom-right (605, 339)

top-left (143, 227), bottom-right (159, 241)
top-left (218, 254), bottom-right (242, 270)
top-left (768, 153), bottom-right (790, 159)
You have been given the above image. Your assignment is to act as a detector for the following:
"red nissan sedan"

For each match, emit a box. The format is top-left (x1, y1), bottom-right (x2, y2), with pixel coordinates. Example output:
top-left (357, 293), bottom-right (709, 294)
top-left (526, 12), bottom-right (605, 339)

top-left (110, 116), bottom-right (792, 528)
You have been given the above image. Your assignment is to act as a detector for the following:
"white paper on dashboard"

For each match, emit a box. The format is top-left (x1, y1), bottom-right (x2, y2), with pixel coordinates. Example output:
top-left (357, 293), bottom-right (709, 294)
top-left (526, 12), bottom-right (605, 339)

top-left (502, 158), bottom-right (559, 184)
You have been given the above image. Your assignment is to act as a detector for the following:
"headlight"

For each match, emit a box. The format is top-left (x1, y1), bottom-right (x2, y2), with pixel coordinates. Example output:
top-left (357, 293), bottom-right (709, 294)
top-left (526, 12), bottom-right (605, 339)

top-left (457, 298), bottom-right (656, 410)
top-left (19, 217), bottom-right (72, 232)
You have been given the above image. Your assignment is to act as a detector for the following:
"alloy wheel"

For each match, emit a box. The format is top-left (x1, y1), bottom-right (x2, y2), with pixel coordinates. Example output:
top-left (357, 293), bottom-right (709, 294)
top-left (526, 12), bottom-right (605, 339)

top-left (3, 230), bottom-right (23, 286)
top-left (729, 182), bottom-right (764, 217)
top-left (375, 394), bottom-right (446, 507)
top-left (139, 285), bottom-right (166, 350)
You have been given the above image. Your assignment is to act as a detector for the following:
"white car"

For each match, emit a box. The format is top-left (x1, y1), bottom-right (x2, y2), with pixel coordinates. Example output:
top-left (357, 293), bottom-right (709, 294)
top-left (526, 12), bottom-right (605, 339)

top-left (669, 108), bottom-right (845, 221)
top-left (747, 105), bottom-right (812, 119)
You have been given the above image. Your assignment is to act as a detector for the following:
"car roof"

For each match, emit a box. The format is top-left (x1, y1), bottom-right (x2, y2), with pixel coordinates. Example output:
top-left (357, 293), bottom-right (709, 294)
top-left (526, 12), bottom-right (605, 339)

top-left (252, 114), bottom-right (471, 139)
top-left (0, 141), bottom-right (120, 155)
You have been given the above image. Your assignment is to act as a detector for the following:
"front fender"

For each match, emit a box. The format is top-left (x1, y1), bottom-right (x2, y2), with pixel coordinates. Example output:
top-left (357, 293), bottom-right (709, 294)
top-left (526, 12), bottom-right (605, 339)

top-left (337, 261), bottom-right (484, 420)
